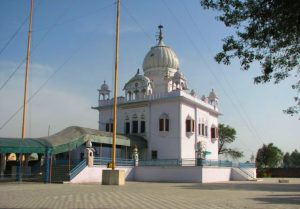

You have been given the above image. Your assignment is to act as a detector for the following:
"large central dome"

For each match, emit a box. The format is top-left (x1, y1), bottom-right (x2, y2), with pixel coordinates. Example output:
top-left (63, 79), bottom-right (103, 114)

top-left (142, 26), bottom-right (179, 72)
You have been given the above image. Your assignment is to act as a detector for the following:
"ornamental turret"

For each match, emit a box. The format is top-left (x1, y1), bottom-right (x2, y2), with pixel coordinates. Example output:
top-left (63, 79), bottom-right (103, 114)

top-left (98, 80), bottom-right (110, 100)
top-left (123, 69), bottom-right (152, 101)
top-left (172, 69), bottom-right (187, 91)
top-left (208, 89), bottom-right (218, 110)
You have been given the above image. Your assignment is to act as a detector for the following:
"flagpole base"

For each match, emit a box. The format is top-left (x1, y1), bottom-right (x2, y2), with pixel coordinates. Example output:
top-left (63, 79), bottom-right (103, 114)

top-left (102, 170), bottom-right (125, 185)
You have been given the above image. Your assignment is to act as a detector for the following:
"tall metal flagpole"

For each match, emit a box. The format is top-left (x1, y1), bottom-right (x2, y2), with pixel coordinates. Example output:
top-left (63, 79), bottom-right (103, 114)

top-left (112, 0), bottom-right (120, 170)
top-left (19, 0), bottom-right (34, 181)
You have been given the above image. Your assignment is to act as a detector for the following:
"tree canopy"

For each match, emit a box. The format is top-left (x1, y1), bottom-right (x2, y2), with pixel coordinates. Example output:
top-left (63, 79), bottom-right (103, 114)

top-left (283, 149), bottom-right (300, 167)
top-left (256, 143), bottom-right (283, 169)
top-left (218, 123), bottom-right (243, 159)
top-left (200, 0), bottom-right (300, 116)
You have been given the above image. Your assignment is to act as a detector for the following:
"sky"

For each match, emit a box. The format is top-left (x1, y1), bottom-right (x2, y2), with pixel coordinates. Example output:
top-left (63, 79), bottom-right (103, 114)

top-left (0, 0), bottom-right (299, 162)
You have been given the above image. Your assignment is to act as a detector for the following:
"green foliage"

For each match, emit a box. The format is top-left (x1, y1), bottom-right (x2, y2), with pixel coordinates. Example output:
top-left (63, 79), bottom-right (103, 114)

top-left (218, 123), bottom-right (243, 159)
top-left (256, 143), bottom-right (283, 170)
top-left (200, 0), bottom-right (300, 116)
top-left (283, 152), bottom-right (292, 168)
top-left (283, 149), bottom-right (300, 167)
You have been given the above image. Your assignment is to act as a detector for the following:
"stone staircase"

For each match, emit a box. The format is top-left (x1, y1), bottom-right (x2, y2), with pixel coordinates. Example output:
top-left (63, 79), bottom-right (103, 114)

top-left (231, 167), bottom-right (257, 181)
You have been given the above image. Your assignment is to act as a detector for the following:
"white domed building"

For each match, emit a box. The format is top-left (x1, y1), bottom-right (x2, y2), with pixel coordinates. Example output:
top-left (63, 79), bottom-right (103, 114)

top-left (93, 26), bottom-right (220, 161)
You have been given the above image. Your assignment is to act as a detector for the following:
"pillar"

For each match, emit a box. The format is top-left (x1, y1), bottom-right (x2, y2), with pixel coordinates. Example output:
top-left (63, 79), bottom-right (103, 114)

top-left (44, 150), bottom-right (51, 184)
top-left (24, 154), bottom-right (30, 167)
top-left (0, 154), bottom-right (6, 178)
top-left (85, 148), bottom-right (94, 167)
top-left (16, 153), bottom-right (22, 182)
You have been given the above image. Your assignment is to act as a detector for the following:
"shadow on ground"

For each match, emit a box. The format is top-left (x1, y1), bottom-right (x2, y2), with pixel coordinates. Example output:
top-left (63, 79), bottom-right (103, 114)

top-left (252, 194), bottom-right (300, 205)
top-left (175, 182), bottom-right (300, 193)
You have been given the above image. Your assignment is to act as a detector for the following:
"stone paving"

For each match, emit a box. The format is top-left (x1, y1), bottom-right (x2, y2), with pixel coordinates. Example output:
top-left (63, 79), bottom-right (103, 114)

top-left (0, 178), bottom-right (299, 209)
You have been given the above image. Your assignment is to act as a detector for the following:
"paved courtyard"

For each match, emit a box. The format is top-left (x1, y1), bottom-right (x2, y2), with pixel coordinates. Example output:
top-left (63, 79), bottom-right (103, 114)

top-left (0, 178), bottom-right (299, 209)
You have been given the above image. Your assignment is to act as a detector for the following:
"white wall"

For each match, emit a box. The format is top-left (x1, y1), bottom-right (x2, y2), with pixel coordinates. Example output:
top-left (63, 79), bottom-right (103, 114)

top-left (121, 106), bottom-right (148, 136)
top-left (134, 166), bottom-right (203, 182)
top-left (201, 167), bottom-right (231, 183)
top-left (97, 92), bottom-right (219, 161)
top-left (204, 112), bottom-right (219, 160)
top-left (70, 165), bottom-right (256, 184)
top-left (98, 109), bottom-right (113, 131)
top-left (149, 100), bottom-right (180, 159)
top-left (70, 165), bottom-right (134, 183)
top-left (98, 105), bottom-right (149, 136)
top-left (180, 103), bottom-right (197, 159)
top-left (180, 102), bottom-right (219, 160)
top-left (144, 67), bottom-right (177, 94)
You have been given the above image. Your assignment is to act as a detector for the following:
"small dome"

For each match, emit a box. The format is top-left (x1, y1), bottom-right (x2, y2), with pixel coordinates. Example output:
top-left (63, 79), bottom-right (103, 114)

top-left (190, 89), bottom-right (196, 96)
top-left (124, 69), bottom-right (151, 89)
top-left (208, 89), bottom-right (218, 99)
top-left (100, 81), bottom-right (109, 91)
top-left (142, 25), bottom-right (179, 72)
top-left (173, 69), bottom-right (184, 79)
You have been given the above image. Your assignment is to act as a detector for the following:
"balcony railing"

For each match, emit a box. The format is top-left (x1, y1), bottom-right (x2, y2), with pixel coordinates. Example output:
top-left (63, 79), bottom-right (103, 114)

top-left (94, 157), bottom-right (134, 166)
top-left (97, 90), bottom-right (217, 111)
top-left (138, 158), bottom-right (255, 168)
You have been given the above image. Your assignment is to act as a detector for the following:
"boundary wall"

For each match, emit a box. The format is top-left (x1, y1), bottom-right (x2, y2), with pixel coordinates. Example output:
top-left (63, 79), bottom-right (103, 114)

top-left (70, 165), bottom-right (256, 183)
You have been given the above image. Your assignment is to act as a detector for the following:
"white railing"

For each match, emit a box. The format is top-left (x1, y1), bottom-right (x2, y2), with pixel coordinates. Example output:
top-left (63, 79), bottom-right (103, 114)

top-left (97, 90), bottom-right (217, 111)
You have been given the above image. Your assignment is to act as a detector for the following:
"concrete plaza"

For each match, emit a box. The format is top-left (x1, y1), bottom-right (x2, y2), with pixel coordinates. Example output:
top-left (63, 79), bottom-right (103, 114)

top-left (0, 178), bottom-right (299, 209)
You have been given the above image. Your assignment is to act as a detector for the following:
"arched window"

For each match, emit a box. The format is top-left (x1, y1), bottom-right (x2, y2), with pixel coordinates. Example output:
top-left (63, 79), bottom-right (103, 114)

top-left (141, 89), bottom-right (146, 98)
top-left (125, 115), bottom-right (130, 134)
top-left (159, 113), bottom-right (169, 132)
top-left (106, 118), bottom-right (113, 132)
top-left (134, 90), bottom-right (139, 100)
top-left (140, 114), bottom-right (146, 133)
top-left (127, 91), bottom-right (132, 101)
top-left (132, 114), bottom-right (138, 134)
top-left (211, 124), bottom-right (218, 139)
top-left (186, 115), bottom-right (195, 133)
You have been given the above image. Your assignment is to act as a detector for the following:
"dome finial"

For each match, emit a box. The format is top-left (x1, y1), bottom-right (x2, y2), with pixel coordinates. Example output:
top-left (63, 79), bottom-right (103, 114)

top-left (157, 25), bottom-right (164, 45)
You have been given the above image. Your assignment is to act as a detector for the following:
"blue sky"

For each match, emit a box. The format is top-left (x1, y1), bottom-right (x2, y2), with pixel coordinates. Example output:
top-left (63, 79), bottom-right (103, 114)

top-left (0, 0), bottom-right (299, 161)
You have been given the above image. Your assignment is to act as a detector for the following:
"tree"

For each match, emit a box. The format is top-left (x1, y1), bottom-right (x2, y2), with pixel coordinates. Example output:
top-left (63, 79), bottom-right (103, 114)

top-left (256, 143), bottom-right (283, 169)
top-left (290, 149), bottom-right (300, 167)
top-left (283, 152), bottom-right (292, 168)
top-left (283, 150), bottom-right (300, 167)
top-left (218, 123), bottom-right (243, 159)
top-left (200, 0), bottom-right (300, 116)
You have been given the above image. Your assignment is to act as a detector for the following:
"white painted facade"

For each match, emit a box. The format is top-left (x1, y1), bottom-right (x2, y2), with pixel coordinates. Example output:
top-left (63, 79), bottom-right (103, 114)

top-left (70, 165), bottom-right (256, 183)
top-left (93, 26), bottom-right (220, 161)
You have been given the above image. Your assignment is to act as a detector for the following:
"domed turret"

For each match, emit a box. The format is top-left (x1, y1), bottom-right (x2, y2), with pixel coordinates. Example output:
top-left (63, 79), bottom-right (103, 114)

top-left (190, 89), bottom-right (196, 97)
top-left (172, 69), bottom-right (187, 91)
top-left (208, 89), bottom-right (218, 110)
top-left (100, 81), bottom-right (109, 91)
top-left (98, 80), bottom-right (110, 100)
top-left (124, 69), bottom-right (152, 101)
top-left (173, 69), bottom-right (184, 80)
top-left (125, 69), bottom-right (152, 85)
top-left (208, 89), bottom-right (218, 100)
